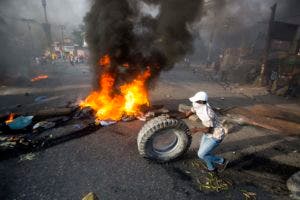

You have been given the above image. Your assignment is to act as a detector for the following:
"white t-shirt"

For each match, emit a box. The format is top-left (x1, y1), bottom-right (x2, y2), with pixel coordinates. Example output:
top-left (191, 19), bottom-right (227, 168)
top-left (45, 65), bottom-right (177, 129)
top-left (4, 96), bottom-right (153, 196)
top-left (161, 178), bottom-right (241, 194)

top-left (191, 103), bottom-right (225, 140)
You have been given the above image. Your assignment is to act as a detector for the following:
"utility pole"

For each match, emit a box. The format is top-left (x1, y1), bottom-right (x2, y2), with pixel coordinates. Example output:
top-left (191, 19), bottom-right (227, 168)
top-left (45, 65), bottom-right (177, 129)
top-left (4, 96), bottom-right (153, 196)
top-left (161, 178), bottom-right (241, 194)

top-left (42, 0), bottom-right (49, 24)
top-left (59, 25), bottom-right (65, 58)
top-left (41, 0), bottom-right (52, 51)
top-left (22, 19), bottom-right (35, 55)
top-left (258, 3), bottom-right (277, 86)
top-left (206, 11), bottom-right (217, 67)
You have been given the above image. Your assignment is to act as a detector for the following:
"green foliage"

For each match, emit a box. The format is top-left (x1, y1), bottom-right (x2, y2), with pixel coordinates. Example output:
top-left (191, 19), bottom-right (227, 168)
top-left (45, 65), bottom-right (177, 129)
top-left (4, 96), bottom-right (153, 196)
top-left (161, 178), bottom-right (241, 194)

top-left (72, 24), bottom-right (85, 47)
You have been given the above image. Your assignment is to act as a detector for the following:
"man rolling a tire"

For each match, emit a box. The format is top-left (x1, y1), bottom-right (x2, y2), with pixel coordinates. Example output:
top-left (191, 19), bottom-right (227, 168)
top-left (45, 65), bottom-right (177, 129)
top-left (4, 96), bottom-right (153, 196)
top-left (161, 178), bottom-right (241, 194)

top-left (185, 91), bottom-right (228, 173)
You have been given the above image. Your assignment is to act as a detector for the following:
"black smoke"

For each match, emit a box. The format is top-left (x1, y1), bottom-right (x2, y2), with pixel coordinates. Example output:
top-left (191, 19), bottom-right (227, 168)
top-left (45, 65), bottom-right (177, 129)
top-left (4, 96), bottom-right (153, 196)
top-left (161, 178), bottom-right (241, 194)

top-left (85, 0), bottom-right (203, 88)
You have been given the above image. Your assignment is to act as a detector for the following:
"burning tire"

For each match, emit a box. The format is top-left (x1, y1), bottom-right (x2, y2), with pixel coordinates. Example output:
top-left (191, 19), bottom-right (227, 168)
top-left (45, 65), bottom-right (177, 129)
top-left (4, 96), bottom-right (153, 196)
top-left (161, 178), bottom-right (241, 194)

top-left (137, 116), bottom-right (191, 162)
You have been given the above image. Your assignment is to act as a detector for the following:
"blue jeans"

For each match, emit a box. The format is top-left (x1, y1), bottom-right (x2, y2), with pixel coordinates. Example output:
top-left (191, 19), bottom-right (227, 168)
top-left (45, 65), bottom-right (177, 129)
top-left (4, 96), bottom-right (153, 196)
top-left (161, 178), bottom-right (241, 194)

top-left (198, 134), bottom-right (224, 171)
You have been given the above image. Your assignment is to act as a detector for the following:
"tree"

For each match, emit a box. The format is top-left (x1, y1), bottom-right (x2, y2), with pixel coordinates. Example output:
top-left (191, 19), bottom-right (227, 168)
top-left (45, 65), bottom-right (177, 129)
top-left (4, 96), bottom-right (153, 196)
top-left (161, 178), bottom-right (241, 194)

top-left (72, 24), bottom-right (85, 47)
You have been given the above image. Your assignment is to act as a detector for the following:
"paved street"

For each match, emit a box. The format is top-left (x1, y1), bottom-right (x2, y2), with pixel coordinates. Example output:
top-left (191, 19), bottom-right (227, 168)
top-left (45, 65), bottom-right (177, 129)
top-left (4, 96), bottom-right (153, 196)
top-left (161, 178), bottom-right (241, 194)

top-left (1, 63), bottom-right (299, 200)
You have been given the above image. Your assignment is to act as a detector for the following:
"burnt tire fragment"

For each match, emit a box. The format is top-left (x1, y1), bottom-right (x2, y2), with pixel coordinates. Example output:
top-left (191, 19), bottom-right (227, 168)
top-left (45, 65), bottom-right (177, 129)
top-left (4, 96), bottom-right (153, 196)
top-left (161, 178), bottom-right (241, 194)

top-left (137, 116), bottom-right (191, 162)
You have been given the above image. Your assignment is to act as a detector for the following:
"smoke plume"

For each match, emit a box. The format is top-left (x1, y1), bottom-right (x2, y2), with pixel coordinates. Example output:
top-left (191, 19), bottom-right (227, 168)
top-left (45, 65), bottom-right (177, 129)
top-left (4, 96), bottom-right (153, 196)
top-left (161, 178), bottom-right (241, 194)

top-left (85, 0), bottom-right (203, 87)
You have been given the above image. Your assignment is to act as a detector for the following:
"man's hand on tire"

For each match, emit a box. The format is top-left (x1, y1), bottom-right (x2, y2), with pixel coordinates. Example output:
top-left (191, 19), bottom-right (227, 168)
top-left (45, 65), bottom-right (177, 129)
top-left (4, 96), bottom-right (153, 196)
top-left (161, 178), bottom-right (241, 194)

top-left (190, 127), bottom-right (199, 134)
top-left (190, 127), bottom-right (212, 134)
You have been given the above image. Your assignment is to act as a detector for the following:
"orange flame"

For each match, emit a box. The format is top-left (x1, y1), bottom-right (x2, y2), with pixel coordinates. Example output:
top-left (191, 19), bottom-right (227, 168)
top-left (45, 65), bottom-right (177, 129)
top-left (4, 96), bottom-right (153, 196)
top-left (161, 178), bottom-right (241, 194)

top-left (5, 113), bottom-right (15, 124)
top-left (121, 70), bottom-right (151, 115)
top-left (98, 54), bottom-right (111, 66)
top-left (31, 75), bottom-right (48, 82)
top-left (123, 63), bottom-right (129, 68)
top-left (80, 56), bottom-right (151, 121)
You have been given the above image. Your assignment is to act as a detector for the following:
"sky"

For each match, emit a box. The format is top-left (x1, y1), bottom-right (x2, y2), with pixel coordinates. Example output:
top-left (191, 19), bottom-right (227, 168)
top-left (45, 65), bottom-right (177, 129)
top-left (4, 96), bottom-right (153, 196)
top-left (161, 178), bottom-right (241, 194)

top-left (0, 0), bottom-right (91, 28)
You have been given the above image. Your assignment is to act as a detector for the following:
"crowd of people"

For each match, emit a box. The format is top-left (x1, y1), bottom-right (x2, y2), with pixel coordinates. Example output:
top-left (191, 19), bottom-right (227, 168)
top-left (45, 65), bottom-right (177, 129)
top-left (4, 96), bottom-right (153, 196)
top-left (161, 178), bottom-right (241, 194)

top-left (32, 52), bottom-right (87, 66)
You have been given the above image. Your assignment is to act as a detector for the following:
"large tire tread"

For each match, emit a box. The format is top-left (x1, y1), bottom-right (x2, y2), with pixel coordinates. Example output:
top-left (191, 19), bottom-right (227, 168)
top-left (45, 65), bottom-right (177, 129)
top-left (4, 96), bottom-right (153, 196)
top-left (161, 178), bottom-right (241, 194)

top-left (137, 117), bottom-right (191, 162)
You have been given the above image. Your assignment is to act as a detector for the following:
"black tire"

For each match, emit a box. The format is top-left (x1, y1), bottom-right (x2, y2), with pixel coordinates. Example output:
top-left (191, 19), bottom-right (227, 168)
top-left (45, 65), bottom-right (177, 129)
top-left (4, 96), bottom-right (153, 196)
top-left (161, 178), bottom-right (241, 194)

top-left (137, 116), bottom-right (191, 162)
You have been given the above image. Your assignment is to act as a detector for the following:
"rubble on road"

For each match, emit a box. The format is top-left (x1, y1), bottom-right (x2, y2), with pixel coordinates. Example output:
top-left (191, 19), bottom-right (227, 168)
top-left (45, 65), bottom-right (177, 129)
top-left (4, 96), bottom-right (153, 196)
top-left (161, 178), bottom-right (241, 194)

top-left (0, 104), bottom-right (170, 154)
top-left (34, 96), bottom-right (48, 103)
top-left (287, 171), bottom-right (300, 200)
top-left (0, 106), bottom-right (94, 153)
top-left (73, 106), bottom-right (94, 119)
top-left (0, 141), bottom-right (17, 150)
top-left (4, 101), bottom-right (297, 157)
top-left (7, 116), bottom-right (33, 130)
top-left (33, 121), bottom-right (56, 131)
top-left (223, 104), bottom-right (300, 136)
top-left (136, 115), bottom-right (147, 121)
top-left (82, 192), bottom-right (99, 200)
top-left (122, 115), bottom-right (136, 122)
top-left (19, 153), bottom-right (37, 161)
top-left (97, 120), bottom-right (117, 126)
top-left (178, 104), bottom-right (192, 113)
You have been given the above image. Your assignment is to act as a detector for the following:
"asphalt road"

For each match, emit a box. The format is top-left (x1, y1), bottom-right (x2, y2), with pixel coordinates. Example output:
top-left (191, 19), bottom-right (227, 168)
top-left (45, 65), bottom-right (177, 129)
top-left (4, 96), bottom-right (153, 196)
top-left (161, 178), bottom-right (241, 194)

top-left (1, 62), bottom-right (299, 200)
top-left (0, 63), bottom-right (207, 200)
top-left (1, 120), bottom-right (204, 200)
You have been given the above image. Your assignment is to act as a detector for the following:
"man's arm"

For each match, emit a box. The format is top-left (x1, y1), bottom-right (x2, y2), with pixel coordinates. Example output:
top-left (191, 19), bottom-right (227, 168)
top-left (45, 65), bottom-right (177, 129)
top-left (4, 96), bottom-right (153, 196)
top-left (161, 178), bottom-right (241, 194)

top-left (190, 127), bottom-right (213, 134)
top-left (185, 110), bottom-right (194, 118)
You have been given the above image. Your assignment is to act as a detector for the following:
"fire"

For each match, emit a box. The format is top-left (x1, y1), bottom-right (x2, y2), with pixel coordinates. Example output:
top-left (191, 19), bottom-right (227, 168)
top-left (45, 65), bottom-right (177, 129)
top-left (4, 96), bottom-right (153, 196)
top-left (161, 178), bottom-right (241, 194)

top-left (121, 70), bottom-right (151, 115)
top-left (31, 75), bottom-right (49, 82)
top-left (5, 113), bottom-right (15, 124)
top-left (98, 54), bottom-right (111, 66)
top-left (123, 63), bottom-right (129, 68)
top-left (80, 55), bottom-right (151, 121)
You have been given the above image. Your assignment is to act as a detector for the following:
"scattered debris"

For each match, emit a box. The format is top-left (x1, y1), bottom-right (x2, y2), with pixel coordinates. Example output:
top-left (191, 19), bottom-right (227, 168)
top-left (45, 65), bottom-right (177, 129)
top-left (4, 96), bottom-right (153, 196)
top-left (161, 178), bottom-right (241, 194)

top-left (275, 86), bottom-right (289, 96)
top-left (6, 136), bottom-right (21, 142)
top-left (287, 171), bottom-right (300, 200)
top-left (0, 136), bottom-right (8, 141)
top-left (121, 115), bottom-right (136, 122)
top-left (136, 109), bottom-right (168, 122)
top-left (190, 160), bottom-right (206, 169)
top-left (33, 121), bottom-right (56, 131)
top-left (19, 138), bottom-right (30, 146)
top-left (97, 120), bottom-right (116, 126)
top-left (82, 192), bottom-right (99, 200)
top-left (34, 96), bottom-right (48, 102)
top-left (31, 75), bottom-right (49, 82)
top-left (73, 124), bottom-right (83, 129)
top-left (19, 153), bottom-right (37, 161)
top-left (221, 119), bottom-right (240, 134)
top-left (198, 172), bottom-right (232, 192)
top-left (0, 104), bottom-right (100, 152)
top-left (73, 107), bottom-right (94, 119)
top-left (137, 115), bottom-right (147, 121)
top-left (224, 105), bottom-right (300, 136)
top-left (240, 189), bottom-right (257, 200)
top-left (144, 111), bottom-right (155, 118)
top-left (7, 116), bottom-right (33, 130)
top-left (247, 104), bottom-right (300, 124)
top-left (47, 116), bottom-right (70, 123)
top-left (151, 108), bottom-right (169, 115)
top-left (0, 141), bottom-right (17, 150)
top-left (178, 104), bottom-right (192, 113)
